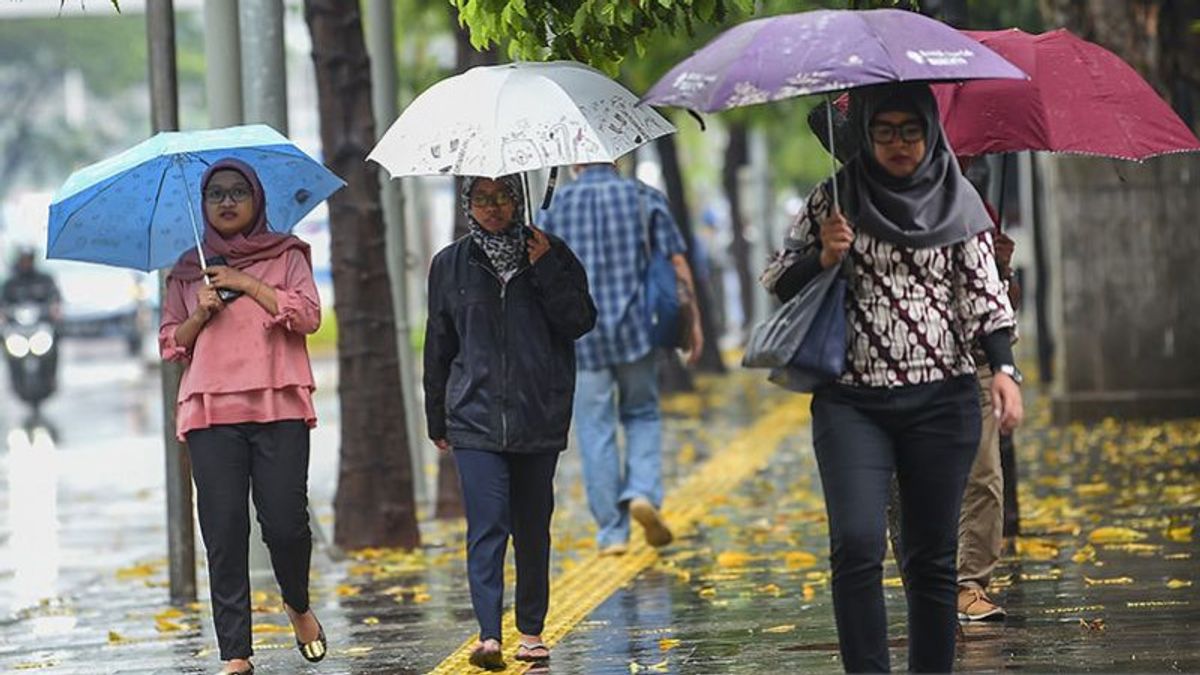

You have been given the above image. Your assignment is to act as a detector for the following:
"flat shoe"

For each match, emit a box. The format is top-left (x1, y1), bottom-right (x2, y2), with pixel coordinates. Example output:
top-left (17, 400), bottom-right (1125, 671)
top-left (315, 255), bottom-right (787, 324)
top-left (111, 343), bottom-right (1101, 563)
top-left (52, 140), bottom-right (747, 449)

top-left (297, 621), bottom-right (327, 663)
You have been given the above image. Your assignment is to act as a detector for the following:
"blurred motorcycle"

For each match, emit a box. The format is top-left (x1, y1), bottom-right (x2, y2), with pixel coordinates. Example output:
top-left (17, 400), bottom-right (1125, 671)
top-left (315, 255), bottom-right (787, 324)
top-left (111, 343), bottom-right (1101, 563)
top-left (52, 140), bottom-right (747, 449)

top-left (2, 301), bottom-right (59, 410)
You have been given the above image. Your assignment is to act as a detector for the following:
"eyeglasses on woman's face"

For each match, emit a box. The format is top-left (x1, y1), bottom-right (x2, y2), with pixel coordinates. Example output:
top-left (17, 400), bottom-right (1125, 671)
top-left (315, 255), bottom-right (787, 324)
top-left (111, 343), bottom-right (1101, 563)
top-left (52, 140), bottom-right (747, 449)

top-left (868, 121), bottom-right (926, 145)
top-left (204, 186), bottom-right (253, 204)
top-left (470, 192), bottom-right (515, 209)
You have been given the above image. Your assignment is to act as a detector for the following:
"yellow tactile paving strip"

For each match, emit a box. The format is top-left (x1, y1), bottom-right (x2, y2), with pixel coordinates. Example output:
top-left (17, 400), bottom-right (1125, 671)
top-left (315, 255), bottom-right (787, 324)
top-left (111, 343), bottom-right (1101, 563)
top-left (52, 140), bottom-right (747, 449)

top-left (430, 396), bottom-right (811, 674)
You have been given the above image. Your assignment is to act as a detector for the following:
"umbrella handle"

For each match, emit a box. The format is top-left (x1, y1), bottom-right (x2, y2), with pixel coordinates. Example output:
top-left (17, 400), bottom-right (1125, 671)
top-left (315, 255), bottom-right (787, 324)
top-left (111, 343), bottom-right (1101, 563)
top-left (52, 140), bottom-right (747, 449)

top-left (826, 93), bottom-right (840, 214)
top-left (176, 155), bottom-right (211, 284)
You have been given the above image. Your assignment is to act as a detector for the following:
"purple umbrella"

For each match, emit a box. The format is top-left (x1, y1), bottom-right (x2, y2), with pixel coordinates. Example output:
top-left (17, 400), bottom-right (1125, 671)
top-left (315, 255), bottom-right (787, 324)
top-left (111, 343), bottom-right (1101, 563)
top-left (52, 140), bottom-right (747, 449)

top-left (642, 9), bottom-right (1026, 114)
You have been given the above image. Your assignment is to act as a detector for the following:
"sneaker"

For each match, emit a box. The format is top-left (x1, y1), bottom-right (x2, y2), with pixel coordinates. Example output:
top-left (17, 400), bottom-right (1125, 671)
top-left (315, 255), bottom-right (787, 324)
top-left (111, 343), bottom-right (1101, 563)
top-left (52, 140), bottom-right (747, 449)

top-left (629, 497), bottom-right (673, 547)
top-left (957, 586), bottom-right (1007, 621)
top-left (599, 543), bottom-right (628, 557)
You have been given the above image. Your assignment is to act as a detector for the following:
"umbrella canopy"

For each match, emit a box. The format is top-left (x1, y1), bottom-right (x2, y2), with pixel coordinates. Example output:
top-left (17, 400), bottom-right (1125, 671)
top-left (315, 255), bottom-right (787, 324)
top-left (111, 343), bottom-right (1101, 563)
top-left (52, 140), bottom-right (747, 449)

top-left (48, 124), bottom-right (345, 271)
top-left (641, 8), bottom-right (1026, 113)
top-left (368, 60), bottom-right (676, 179)
top-left (933, 28), bottom-right (1200, 160)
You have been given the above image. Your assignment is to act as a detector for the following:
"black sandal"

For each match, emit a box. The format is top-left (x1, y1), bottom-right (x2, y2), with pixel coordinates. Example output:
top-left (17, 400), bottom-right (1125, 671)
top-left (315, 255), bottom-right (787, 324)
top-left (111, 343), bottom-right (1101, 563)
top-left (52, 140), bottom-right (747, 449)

top-left (515, 640), bottom-right (551, 662)
top-left (468, 640), bottom-right (505, 671)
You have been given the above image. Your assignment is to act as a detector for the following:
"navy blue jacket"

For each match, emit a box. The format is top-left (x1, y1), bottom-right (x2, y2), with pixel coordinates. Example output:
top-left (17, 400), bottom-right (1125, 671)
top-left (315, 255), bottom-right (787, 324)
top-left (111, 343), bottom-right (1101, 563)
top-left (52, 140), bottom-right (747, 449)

top-left (423, 234), bottom-right (596, 453)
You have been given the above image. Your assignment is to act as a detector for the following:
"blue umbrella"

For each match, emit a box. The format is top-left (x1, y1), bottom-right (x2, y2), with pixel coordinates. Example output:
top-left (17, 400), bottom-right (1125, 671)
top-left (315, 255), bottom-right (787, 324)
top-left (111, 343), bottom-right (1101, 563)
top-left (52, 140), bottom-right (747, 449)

top-left (48, 124), bottom-right (345, 272)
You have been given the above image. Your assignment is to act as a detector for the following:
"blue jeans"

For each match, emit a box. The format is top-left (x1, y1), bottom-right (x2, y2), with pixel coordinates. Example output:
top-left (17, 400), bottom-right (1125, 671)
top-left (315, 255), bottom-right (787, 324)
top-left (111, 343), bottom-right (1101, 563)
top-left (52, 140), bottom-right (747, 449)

top-left (572, 352), bottom-right (664, 548)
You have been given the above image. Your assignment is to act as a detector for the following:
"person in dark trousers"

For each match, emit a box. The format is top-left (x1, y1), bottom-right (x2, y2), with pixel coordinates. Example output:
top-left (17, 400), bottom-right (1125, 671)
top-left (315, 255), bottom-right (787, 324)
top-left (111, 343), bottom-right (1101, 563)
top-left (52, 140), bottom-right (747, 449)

top-left (159, 159), bottom-right (326, 675)
top-left (761, 82), bottom-right (1023, 672)
top-left (424, 174), bottom-right (596, 670)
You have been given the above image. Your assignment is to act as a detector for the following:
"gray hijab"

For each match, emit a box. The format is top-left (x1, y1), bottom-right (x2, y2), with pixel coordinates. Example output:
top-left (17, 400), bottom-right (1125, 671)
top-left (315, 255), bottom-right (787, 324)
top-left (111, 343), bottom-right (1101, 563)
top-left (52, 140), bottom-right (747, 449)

top-left (836, 82), bottom-right (992, 249)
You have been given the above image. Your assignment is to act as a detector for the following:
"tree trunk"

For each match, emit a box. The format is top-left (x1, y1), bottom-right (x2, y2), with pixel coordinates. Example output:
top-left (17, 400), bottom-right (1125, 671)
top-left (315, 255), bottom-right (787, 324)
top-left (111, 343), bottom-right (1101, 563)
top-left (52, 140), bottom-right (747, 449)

top-left (304, 0), bottom-right (420, 549)
top-left (722, 122), bottom-right (754, 334)
top-left (656, 133), bottom-right (726, 374)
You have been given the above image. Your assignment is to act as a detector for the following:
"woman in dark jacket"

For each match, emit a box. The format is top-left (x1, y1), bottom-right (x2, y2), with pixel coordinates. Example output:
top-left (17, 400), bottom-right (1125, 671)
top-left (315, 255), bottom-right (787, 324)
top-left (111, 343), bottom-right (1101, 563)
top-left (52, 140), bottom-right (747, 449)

top-left (424, 173), bottom-right (596, 669)
top-left (761, 82), bottom-right (1022, 673)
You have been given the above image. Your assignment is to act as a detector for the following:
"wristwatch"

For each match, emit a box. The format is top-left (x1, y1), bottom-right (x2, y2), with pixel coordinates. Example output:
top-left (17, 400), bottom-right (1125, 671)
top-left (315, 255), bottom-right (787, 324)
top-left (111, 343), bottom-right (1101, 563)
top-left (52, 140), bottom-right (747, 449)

top-left (997, 363), bottom-right (1024, 385)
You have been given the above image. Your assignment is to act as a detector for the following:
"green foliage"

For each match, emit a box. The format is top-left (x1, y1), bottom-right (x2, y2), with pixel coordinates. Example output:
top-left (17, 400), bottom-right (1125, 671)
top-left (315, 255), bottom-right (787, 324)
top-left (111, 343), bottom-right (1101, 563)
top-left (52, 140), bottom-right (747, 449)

top-left (450, 0), bottom-right (756, 74)
top-left (393, 0), bottom-right (457, 103)
top-left (0, 16), bottom-right (147, 96)
top-left (966, 0), bottom-right (1043, 31)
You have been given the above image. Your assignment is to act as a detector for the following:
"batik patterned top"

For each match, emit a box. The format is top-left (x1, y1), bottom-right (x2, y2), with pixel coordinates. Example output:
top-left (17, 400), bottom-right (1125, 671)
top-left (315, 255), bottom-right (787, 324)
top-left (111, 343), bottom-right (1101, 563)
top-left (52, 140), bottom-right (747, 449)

top-left (760, 183), bottom-right (1014, 388)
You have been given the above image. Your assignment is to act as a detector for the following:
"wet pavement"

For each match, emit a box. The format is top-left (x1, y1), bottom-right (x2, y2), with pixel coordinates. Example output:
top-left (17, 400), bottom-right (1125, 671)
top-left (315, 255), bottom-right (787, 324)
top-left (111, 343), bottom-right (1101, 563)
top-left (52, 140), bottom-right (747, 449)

top-left (0, 342), bottom-right (1197, 673)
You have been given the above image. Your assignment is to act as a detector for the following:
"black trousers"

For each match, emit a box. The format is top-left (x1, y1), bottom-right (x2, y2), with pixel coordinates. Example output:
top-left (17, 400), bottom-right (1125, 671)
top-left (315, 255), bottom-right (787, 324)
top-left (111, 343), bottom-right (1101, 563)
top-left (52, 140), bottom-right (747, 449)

top-left (454, 448), bottom-right (559, 642)
top-left (811, 376), bottom-right (980, 673)
top-left (186, 420), bottom-right (312, 660)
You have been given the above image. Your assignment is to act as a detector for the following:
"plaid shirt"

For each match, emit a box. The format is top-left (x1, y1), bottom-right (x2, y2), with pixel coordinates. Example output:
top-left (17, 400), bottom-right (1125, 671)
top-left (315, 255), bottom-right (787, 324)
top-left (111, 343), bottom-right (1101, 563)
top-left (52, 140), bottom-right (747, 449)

top-left (539, 166), bottom-right (687, 370)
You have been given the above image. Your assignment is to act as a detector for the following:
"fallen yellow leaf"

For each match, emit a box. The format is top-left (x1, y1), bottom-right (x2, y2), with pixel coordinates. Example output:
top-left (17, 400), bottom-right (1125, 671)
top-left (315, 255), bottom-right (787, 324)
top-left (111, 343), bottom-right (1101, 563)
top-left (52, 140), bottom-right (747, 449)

top-left (363, 616), bottom-right (380, 625)
top-left (658, 638), bottom-right (681, 651)
top-left (335, 584), bottom-right (361, 597)
top-left (115, 563), bottom-right (158, 581)
top-left (1167, 579), bottom-right (1192, 589)
top-left (802, 585), bottom-right (816, 601)
top-left (154, 617), bottom-right (187, 633)
top-left (251, 623), bottom-right (291, 634)
top-left (883, 577), bottom-right (904, 588)
top-left (1166, 525), bottom-right (1193, 543)
top-left (763, 624), bottom-right (796, 634)
top-left (107, 631), bottom-right (127, 644)
top-left (784, 551), bottom-right (819, 569)
top-left (716, 551), bottom-right (755, 568)
top-left (1084, 576), bottom-right (1134, 586)
top-left (1076, 483), bottom-right (1110, 496)
top-left (1016, 538), bottom-right (1060, 560)
top-left (1088, 527), bottom-right (1148, 544)
top-left (756, 583), bottom-right (783, 597)
top-left (1101, 543), bottom-right (1161, 555)
top-left (1071, 545), bottom-right (1096, 564)
top-left (698, 587), bottom-right (717, 599)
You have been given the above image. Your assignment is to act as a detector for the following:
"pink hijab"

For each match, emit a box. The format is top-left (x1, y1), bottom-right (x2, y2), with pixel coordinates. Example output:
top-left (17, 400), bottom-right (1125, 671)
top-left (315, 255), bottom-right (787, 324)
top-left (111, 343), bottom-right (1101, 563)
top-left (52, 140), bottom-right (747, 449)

top-left (169, 158), bottom-right (310, 282)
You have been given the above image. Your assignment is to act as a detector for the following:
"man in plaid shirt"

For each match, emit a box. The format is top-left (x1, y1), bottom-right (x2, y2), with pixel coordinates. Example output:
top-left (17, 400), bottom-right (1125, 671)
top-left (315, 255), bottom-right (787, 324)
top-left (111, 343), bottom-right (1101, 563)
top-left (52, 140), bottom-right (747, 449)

top-left (539, 163), bottom-right (704, 554)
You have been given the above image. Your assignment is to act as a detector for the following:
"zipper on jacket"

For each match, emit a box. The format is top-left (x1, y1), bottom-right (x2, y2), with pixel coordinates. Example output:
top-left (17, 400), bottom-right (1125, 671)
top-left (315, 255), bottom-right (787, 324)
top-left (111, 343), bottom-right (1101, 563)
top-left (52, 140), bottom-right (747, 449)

top-left (470, 256), bottom-right (530, 451)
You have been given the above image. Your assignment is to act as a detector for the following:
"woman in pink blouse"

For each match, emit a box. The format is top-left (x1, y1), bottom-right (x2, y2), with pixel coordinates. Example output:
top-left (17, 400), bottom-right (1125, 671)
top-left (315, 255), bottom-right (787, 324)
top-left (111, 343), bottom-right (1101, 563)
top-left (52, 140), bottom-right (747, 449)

top-left (159, 158), bottom-right (325, 675)
top-left (762, 83), bottom-right (1023, 673)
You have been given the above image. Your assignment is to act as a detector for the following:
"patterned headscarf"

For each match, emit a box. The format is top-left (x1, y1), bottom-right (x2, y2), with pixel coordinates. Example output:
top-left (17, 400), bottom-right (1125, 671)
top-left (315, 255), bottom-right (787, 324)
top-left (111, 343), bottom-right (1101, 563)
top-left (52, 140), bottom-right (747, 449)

top-left (461, 174), bottom-right (528, 277)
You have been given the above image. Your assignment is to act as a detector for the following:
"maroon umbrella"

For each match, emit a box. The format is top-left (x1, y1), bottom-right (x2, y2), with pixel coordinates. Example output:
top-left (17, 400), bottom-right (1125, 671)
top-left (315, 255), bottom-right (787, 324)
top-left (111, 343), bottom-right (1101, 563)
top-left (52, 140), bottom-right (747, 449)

top-left (933, 28), bottom-right (1200, 160)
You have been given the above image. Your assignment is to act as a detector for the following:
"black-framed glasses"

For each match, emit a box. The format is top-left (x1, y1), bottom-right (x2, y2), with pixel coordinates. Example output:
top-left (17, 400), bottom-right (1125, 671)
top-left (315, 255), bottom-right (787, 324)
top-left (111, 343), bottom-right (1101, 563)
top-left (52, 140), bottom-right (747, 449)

top-left (204, 186), bottom-right (253, 204)
top-left (470, 193), bottom-right (515, 208)
top-left (868, 121), bottom-right (925, 145)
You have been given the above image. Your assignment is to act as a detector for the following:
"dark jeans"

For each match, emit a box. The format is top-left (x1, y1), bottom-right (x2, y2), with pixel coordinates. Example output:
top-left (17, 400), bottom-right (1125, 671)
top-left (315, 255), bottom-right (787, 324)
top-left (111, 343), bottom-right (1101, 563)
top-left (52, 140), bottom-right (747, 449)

top-left (811, 376), bottom-right (980, 673)
top-left (186, 420), bottom-right (312, 660)
top-left (454, 448), bottom-right (559, 642)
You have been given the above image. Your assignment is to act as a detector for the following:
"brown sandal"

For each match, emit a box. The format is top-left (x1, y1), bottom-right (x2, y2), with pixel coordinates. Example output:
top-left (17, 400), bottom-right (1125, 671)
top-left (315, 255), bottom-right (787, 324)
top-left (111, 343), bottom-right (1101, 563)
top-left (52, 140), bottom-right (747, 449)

top-left (515, 640), bottom-right (551, 662)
